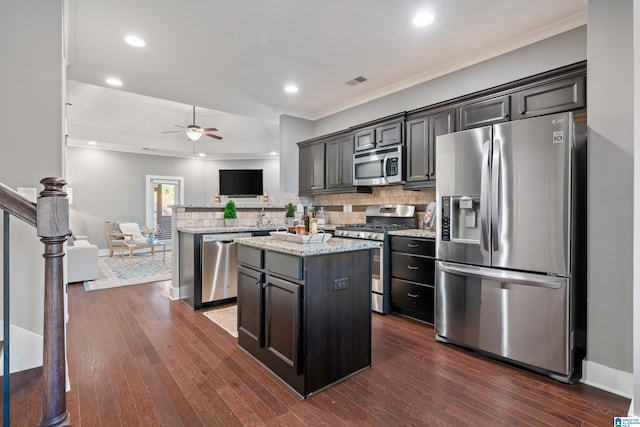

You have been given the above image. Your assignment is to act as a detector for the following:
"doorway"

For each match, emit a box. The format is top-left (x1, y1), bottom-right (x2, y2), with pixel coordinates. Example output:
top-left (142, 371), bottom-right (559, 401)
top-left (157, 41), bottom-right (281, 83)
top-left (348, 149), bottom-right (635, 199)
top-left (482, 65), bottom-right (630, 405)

top-left (146, 175), bottom-right (184, 241)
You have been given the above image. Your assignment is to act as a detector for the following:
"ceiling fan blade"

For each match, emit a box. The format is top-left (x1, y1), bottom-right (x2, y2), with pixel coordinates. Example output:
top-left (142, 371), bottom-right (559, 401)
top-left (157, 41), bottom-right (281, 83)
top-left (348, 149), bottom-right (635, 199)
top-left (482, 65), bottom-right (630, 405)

top-left (172, 124), bottom-right (185, 129)
top-left (202, 127), bottom-right (219, 132)
top-left (162, 130), bottom-right (183, 134)
top-left (203, 132), bottom-right (223, 140)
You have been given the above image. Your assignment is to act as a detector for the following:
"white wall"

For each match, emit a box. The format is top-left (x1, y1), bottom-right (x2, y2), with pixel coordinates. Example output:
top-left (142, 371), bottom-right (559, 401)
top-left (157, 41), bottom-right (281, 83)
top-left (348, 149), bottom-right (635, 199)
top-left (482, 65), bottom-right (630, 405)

top-left (279, 115), bottom-right (313, 194)
top-left (0, 1), bottom-right (64, 343)
top-left (66, 147), bottom-right (281, 248)
top-left (634, 0), bottom-right (640, 415)
top-left (584, 0), bottom-right (634, 395)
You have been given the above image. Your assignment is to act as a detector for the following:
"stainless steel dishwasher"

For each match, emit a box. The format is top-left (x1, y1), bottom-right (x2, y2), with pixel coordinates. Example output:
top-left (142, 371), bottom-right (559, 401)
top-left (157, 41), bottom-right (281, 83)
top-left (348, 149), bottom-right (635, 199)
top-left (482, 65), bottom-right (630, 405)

top-left (201, 233), bottom-right (252, 304)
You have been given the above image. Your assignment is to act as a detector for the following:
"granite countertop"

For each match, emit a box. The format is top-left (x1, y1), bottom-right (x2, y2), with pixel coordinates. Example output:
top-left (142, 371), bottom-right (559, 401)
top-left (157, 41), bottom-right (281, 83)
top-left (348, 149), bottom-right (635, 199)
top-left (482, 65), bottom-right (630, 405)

top-left (388, 229), bottom-right (436, 239)
top-left (178, 225), bottom-right (287, 234)
top-left (235, 235), bottom-right (379, 257)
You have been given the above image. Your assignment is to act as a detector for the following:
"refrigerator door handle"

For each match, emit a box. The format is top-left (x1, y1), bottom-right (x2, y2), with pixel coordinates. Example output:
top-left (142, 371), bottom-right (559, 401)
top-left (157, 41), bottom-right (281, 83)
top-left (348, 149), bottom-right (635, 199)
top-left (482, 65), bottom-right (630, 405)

top-left (491, 139), bottom-right (501, 251)
top-left (480, 141), bottom-right (491, 251)
top-left (437, 261), bottom-right (563, 289)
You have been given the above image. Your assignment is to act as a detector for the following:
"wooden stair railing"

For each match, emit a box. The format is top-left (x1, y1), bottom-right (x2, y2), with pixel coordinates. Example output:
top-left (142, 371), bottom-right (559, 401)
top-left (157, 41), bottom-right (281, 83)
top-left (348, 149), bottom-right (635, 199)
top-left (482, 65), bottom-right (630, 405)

top-left (0, 177), bottom-right (70, 427)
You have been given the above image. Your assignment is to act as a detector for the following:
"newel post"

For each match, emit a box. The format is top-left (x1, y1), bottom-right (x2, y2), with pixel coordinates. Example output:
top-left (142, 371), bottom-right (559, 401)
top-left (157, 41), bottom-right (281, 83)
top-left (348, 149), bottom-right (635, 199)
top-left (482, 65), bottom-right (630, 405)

top-left (36, 177), bottom-right (70, 427)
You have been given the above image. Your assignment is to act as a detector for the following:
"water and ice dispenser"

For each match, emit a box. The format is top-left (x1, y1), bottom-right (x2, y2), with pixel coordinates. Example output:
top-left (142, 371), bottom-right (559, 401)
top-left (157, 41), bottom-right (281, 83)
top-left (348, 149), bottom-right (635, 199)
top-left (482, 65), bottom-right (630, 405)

top-left (440, 196), bottom-right (481, 243)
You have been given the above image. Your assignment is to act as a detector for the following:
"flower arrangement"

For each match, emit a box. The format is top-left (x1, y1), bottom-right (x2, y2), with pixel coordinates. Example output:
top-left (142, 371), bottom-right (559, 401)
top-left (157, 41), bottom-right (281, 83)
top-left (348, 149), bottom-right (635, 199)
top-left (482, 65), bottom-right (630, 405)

top-left (141, 225), bottom-right (160, 242)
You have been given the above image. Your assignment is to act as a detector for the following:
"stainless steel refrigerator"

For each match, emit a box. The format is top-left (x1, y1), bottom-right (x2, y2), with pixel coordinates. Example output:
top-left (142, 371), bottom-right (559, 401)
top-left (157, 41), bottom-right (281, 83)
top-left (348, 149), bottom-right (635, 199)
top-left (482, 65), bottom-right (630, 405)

top-left (434, 111), bottom-right (586, 382)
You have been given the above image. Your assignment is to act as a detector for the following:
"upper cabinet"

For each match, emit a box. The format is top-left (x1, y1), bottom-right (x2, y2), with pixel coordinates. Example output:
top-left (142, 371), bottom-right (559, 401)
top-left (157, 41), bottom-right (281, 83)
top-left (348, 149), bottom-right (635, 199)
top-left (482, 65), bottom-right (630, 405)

top-left (298, 130), bottom-right (370, 195)
top-left (405, 109), bottom-right (456, 187)
top-left (298, 141), bottom-right (325, 194)
top-left (458, 95), bottom-right (511, 130)
top-left (353, 114), bottom-right (405, 152)
top-left (514, 75), bottom-right (586, 120)
top-left (325, 132), bottom-right (354, 189)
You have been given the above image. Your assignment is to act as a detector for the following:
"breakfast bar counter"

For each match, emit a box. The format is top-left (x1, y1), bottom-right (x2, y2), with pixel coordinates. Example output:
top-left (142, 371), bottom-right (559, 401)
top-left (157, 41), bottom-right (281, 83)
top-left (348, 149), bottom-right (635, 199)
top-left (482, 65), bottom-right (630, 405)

top-left (235, 235), bottom-right (375, 398)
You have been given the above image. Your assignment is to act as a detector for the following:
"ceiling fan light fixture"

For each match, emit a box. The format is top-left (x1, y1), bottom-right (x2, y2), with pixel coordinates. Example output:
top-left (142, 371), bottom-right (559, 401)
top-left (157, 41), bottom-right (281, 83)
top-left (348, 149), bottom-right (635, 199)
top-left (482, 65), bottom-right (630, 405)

top-left (186, 129), bottom-right (202, 141)
top-left (124, 35), bottom-right (146, 47)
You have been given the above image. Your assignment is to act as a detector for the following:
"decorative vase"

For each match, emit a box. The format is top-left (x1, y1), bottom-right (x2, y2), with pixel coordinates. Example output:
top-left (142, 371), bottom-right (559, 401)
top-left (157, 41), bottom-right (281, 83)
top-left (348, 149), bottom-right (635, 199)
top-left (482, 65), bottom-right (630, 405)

top-left (286, 217), bottom-right (294, 226)
top-left (225, 218), bottom-right (236, 227)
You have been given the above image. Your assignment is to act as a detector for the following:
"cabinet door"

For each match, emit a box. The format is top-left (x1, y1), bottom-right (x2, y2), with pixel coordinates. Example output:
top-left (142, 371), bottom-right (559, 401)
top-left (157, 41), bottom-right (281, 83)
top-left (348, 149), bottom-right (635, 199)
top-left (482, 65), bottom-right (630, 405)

top-left (406, 117), bottom-right (429, 182)
top-left (515, 76), bottom-right (586, 120)
top-left (458, 95), bottom-right (511, 130)
top-left (376, 121), bottom-right (403, 147)
top-left (326, 134), bottom-right (354, 189)
top-left (299, 143), bottom-right (325, 193)
top-left (264, 275), bottom-right (302, 374)
top-left (237, 265), bottom-right (264, 347)
top-left (354, 128), bottom-right (375, 151)
top-left (428, 109), bottom-right (456, 180)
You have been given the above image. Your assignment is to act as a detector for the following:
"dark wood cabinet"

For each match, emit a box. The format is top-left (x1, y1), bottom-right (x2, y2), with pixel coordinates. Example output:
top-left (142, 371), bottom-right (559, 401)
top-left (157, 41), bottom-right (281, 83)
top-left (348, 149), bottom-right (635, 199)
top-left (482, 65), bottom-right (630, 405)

top-left (298, 142), bottom-right (325, 193)
top-left (264, 274), bottom-right (302, 375)
top-left (458, 95), bottom-right (511, 130)
top-left (514, 75), bottom-right (586, 120)
top-left (237, 244), bottom-right (372, 398)
top-left (325, 132), bottom-right (354, 189)
top-left (353, 117), bottom-right (404, 152)
top-left (389, 235), bottom-right (435, 324)
top-left (406, 109), bottom-right (455, 186)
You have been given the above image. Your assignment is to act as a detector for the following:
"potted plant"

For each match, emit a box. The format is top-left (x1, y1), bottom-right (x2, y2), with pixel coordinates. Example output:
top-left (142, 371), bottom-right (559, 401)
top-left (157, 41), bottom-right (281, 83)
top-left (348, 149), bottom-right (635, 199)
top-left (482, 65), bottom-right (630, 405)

top-left (224, 199), bottom-right (237, 227)
top-left (285, 202), bottom-right (295, 226)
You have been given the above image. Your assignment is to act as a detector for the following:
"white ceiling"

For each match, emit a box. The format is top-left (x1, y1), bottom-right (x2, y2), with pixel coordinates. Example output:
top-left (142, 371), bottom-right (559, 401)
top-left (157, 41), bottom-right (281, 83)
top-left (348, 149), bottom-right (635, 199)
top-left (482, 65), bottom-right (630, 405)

top-left (65, 0), bottom-right (587, 159)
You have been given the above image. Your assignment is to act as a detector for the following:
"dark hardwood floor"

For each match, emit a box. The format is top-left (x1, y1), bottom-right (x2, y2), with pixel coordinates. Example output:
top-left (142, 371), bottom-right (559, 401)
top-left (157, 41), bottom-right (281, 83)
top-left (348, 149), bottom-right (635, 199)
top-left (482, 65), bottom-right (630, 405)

top-left (4, 280), bottom-right (630, 426)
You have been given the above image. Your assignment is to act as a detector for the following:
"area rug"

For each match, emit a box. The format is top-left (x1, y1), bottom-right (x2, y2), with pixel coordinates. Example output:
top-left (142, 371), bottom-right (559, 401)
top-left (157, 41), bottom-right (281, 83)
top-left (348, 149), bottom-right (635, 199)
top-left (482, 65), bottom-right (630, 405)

top-left (83, 252), bottom-right (172, 291)
top-left (203, 305), bottom-right (238, 338)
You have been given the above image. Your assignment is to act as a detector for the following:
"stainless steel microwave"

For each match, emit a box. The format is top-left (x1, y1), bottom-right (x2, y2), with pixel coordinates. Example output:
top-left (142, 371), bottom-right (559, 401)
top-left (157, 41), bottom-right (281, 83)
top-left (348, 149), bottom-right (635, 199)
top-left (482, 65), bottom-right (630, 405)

top-left (353, 145), bottom-right (404, 186)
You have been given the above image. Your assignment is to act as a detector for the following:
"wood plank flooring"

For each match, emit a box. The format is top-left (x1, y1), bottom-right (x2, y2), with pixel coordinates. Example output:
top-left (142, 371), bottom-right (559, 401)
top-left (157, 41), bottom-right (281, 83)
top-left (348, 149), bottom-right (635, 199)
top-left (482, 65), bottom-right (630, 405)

top-left (3, 280), bottom-right (630, 426)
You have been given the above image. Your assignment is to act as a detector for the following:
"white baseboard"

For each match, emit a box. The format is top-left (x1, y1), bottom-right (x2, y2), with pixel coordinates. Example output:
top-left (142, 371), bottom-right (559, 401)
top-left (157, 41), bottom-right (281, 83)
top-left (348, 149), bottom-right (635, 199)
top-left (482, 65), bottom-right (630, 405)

top-left (0, 322), bottom-right (43, 373)
top-left (581, 359), bottom-right (633, 399)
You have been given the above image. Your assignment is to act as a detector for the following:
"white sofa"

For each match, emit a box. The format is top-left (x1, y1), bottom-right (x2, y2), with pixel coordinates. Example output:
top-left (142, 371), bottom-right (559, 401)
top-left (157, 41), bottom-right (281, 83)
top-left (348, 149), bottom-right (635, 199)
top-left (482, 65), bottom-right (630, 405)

top-left (67, 236), bottom-right (99, 283)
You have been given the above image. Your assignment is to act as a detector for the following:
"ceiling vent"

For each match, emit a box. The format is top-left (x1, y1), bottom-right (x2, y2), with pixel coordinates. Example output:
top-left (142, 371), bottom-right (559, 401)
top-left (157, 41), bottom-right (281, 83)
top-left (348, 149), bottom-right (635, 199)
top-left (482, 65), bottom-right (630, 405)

top-left (346, 76), bottom-right (368, 86)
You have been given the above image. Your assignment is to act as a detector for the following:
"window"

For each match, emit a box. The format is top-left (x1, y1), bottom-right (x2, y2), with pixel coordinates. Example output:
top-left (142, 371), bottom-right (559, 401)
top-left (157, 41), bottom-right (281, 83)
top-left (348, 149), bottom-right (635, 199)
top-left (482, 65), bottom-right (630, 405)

top-left (146, 176), bottom-right (184, 241)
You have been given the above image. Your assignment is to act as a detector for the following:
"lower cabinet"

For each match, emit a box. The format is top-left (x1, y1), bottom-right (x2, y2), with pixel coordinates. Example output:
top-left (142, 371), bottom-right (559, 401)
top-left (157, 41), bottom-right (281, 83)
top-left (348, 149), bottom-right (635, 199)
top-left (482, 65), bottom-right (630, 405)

top-left (389, 235), bottom-right (436, 324)
top-left (237, 244), bottom-right (372, 398)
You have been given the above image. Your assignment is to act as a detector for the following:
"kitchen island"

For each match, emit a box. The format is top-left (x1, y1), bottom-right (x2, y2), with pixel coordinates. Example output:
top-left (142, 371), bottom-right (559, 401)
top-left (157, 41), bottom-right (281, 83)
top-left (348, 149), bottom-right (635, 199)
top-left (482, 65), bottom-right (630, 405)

top-left (234, 235), bottom-right (378, 398)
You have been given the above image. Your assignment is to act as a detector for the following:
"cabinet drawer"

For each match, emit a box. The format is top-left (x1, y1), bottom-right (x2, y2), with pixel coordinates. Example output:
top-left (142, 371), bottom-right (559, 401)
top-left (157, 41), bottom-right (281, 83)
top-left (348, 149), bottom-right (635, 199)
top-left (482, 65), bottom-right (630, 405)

top-left (238, 245), bottom-right (263, 269)
top-left (390, 252), bottom-right (435, 285)
top-left (390, 236), bottom-right (435, 256)
top-left (265, 251), bottom-right (304, 280)
top-left (390, 278), bottom-right (434, 324)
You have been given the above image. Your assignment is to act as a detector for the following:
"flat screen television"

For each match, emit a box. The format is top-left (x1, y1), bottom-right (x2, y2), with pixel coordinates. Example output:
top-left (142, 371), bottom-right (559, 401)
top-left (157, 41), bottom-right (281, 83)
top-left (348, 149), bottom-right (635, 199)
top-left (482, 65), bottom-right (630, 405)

top-left (219, 169), bottom-right (263, 197)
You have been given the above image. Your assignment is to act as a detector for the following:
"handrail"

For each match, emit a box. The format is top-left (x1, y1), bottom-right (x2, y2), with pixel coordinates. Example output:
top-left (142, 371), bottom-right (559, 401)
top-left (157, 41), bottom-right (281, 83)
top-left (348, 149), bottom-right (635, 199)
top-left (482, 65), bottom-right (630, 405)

top-left (0, 183), bottom-right (36, 228)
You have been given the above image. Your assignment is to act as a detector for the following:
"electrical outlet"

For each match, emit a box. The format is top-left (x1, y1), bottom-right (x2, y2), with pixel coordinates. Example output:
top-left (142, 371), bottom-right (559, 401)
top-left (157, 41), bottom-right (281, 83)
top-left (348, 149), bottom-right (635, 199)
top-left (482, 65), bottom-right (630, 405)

top-left (215, 212), bottom-right (224, 219)
top-left (343, 204), bottom-right (349, 212)
top-left (297, 204), bottom-right (304, 212)
top-left (333, 277), bottom-right (349, 291)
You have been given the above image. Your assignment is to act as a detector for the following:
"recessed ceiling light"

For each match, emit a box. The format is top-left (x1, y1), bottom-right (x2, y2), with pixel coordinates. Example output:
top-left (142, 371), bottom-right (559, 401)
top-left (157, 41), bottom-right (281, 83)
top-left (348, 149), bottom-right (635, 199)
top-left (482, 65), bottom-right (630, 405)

top-left (124, 35), bottom-right (145, 47)
top-left (198, 153), bottom-right (206, 157)
top-left (105, 77), bottom-right (123, 86)
top-left (269, 151), bottom-right (278, 156)
top-left (87, 141), bottom-right (97, 145)
top-left (284, 85), bottom-right (298, 93)
top-left (413, 11), bottom-right (435, 27)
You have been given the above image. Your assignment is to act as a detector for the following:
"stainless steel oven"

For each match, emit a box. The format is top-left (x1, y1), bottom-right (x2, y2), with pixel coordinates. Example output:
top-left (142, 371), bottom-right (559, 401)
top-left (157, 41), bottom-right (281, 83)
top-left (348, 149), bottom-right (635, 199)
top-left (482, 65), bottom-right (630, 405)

top-left (335, 204), bottom-right (416, 314)
top-left (353, 145), bottom-right (404, 186)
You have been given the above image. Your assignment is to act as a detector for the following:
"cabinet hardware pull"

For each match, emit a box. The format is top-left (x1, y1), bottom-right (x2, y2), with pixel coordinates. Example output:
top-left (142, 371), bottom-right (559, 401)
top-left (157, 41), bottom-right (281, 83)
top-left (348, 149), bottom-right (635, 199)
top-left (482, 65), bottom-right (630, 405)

top-left (255, 279), bottom-right (261, 285)
top-left (262, 283), bottom-right (269, 289)
top-left (407, 244), bottom-right (419, 248)
top-left (407, 293), bottom-right (419, 298)
top-left (408, 265), bottom-right (419, 270)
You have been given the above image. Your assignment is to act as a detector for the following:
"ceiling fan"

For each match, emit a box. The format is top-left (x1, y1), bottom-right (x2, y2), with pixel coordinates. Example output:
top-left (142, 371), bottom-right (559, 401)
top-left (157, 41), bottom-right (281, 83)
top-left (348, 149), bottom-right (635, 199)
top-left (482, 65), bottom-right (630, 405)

top-left (162, 105), bottom-right (222, 141)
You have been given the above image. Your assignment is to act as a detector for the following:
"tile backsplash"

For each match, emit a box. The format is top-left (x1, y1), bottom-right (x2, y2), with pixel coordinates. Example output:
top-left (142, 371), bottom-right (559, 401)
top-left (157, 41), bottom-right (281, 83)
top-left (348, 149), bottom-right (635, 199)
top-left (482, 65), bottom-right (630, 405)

top-left (311, 185), bottom-right (436, 225)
